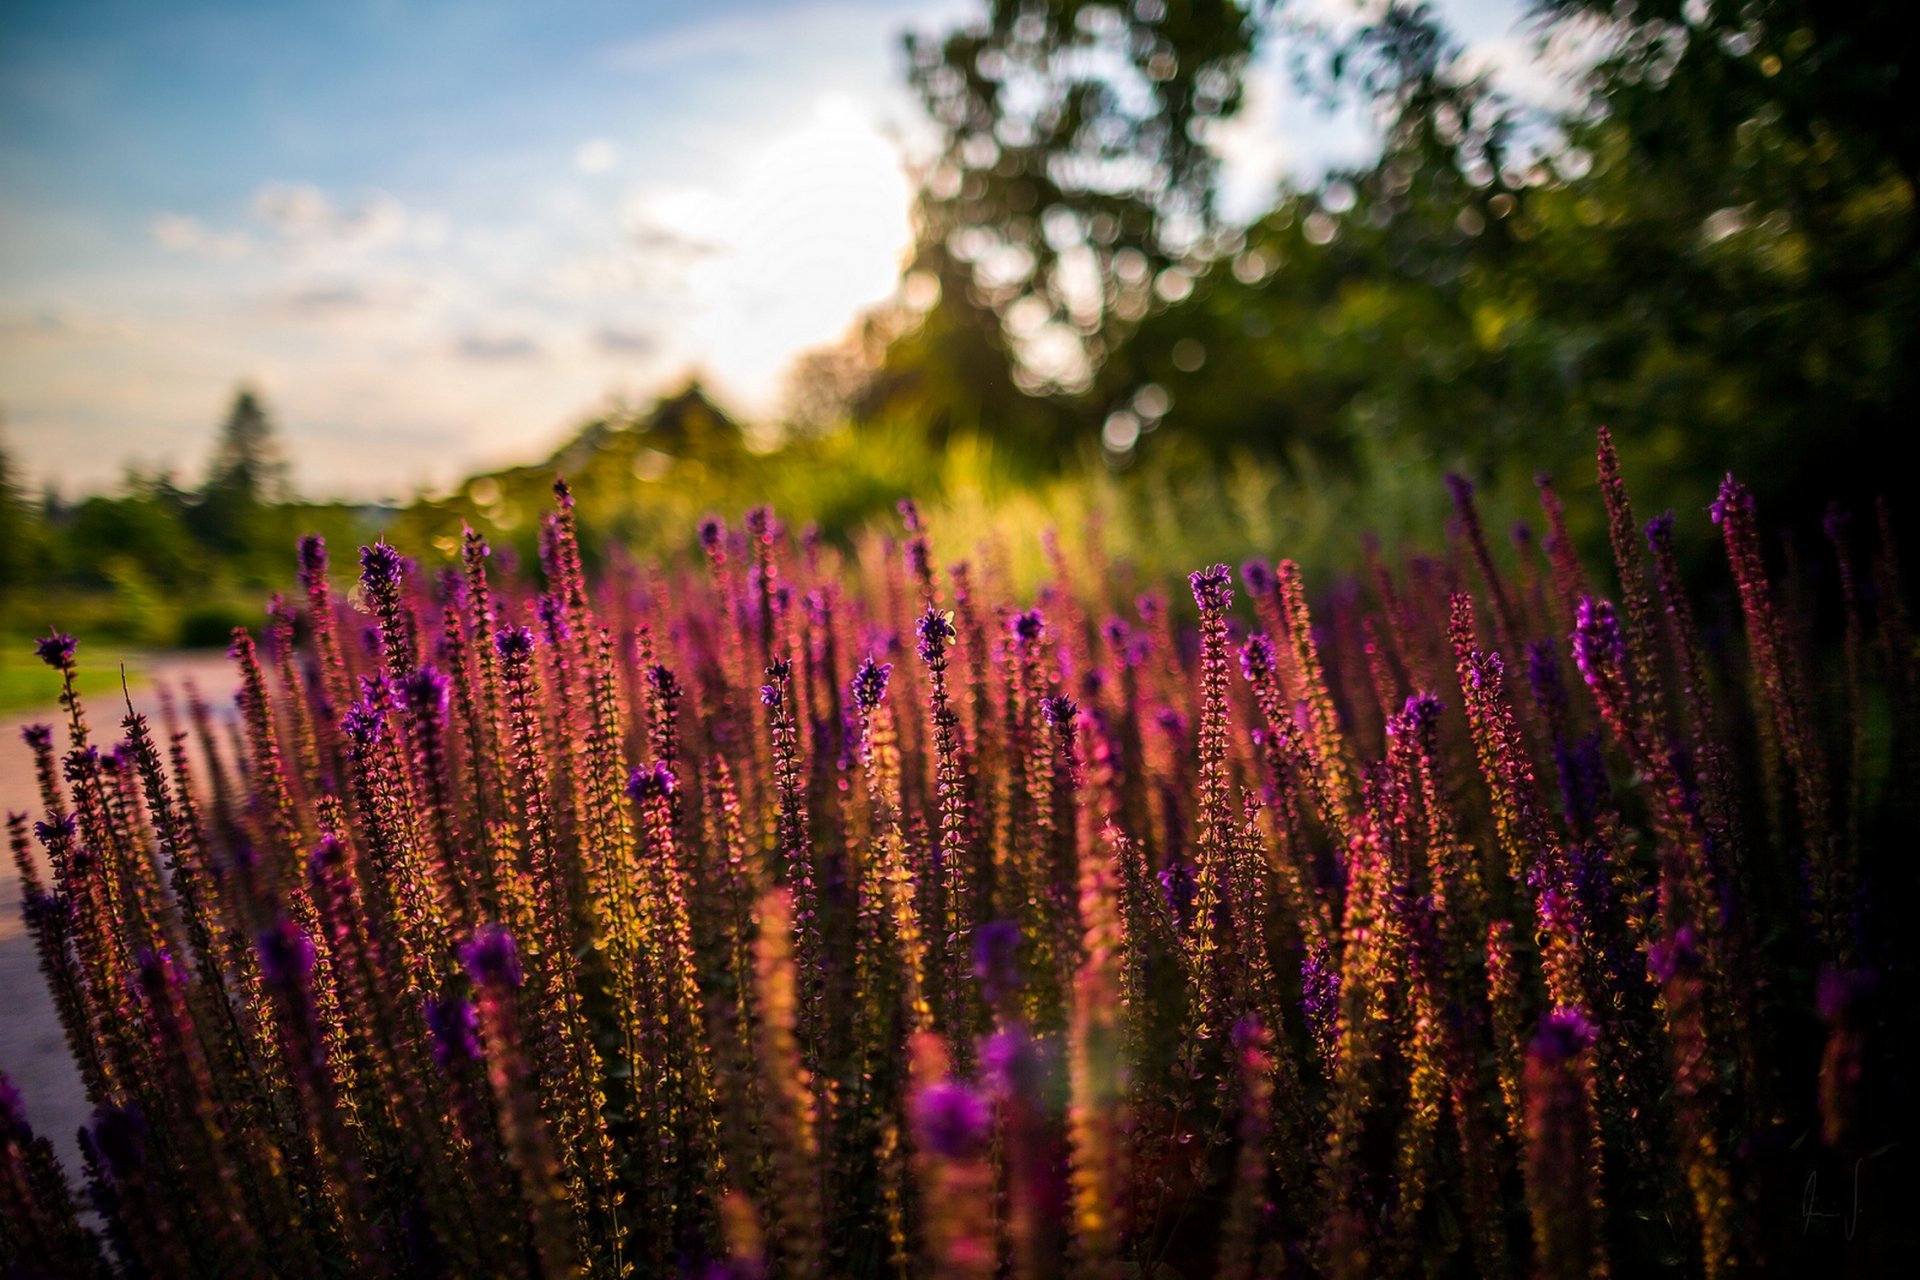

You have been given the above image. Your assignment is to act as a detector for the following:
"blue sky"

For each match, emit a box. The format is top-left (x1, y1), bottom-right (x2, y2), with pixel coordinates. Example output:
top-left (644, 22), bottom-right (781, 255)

top-left (1, 0), bottom-right (1562, 499)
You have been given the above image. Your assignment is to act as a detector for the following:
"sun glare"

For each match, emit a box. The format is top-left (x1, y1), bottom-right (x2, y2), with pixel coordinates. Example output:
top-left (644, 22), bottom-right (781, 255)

top-left (677, 93), bottom-right (913, 406)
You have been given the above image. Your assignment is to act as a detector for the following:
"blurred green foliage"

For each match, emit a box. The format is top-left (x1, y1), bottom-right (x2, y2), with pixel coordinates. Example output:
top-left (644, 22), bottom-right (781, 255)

top-left (863, 0), bottom-right (1915, 542)
top-left (1, 393), bottom-right (376, 650)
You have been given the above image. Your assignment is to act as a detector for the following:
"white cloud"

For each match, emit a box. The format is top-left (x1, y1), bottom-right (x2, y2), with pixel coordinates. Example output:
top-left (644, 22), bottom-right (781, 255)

top-left (575, 138), bottom-right (619, 174)
top-left (150, 213), bottom-right (254, 260)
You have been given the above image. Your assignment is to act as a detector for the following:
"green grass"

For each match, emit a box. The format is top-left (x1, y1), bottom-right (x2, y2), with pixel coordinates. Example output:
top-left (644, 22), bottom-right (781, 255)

top-left (0, 652), bottom-right (146, 716)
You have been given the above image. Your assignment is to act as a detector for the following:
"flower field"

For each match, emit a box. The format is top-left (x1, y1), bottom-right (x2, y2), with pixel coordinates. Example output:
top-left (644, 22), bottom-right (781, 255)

top-left (2, 430), bottom-right (1911, 1277)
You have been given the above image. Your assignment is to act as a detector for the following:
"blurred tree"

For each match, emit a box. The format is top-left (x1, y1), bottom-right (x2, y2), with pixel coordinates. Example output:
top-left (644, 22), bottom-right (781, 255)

top-left (1096, 0), bottom-right (1913, 533)
top-left (871, 0), bottom-right (1913, 538)
top-left (65, 470), bottom-right (198, 591)
top-left (190, 386), bottom-right (288, 556)
top-left (1, 421), bottom-right (46, 589)
top-left (891, 0), bottom-right (1259, 453)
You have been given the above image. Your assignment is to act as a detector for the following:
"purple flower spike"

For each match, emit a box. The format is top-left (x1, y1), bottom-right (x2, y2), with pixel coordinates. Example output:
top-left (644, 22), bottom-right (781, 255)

top-left (628, 761), bottom-right (677, 803)
top-left (897, 498), bottom-right (923, 533)
top-left (1240, 559), bottom-right (1274, 596)
top-left (913, 1080), bottom-right (992, 1160)
top-left (973, 918), bottom-right (1022, 1004)
top-left (1189, 564), bottom-right (1232, 613)
top-left (1239, 634), bottom-right (1276, 683)
top-left (697, 514), bottom-right (724, 552)
top-left (535, 593), bottom-right (569, 640)
top-left (297, 533), bottom-right (327, 577)
top-left (402, 665), bottom-right (449, 714)
top-left (917, 607), bottom-right (955, 664)
top-left (851, 656), bottom-right (892, 711)
top-left (34, 630), bottom-right (77, 670)
top-left (983, 1027), bottom-right (1041, 1098)
top-left (1709, 473), bottom-right (1751, 526)
top-left (340, 700), bottom-right (386, 747)
top-left (1531, 1009), bottom-right (1596, 1063)
top-left (89, 1105), bottom-right (151, 1177)
top-left (1040, 694), bottom-right (1078, 727)
top-left (1649, 926), bottom-right (1702, 984)
top-left (1011, 609), bottom-right (1045, 643)
top-left (426, 996), bottom-right (482, 1068)
top-left (1572, 597), bottom-right (1626, 687)
top-left (495, 626), bottom-right (535, 662)
top-left (461, 924), bottom-right (524, 989)
top-left (256, 919), bottom-right (317, 987)
top-left (359, 541), bottom-right (404, 592)
top-left (1444, 472), bottom-right (1474, 505)
top-left (1644, 511), bottom-right (1675, 548)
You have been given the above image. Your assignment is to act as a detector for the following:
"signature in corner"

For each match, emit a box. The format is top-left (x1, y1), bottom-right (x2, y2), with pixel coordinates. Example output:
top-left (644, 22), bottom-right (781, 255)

top-left (1801, 1159), bottom-right (1862, 1242)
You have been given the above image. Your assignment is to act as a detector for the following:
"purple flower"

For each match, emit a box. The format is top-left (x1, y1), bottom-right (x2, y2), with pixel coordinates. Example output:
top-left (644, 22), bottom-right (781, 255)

top-left (1240, 559), bottom-right (1274, 597)
top-left (697, 514), bottom-right (724, 552)
top-left (1040, 694), bottom-right (1078, 727)
top-left (850, 656), bottom-right (892, 711)
top-left (461, 924), bottom-right (524, 989)
top-left (744, 505), bottom-right (776, 539)
top-left (402, 665), bottom-right (449, 714)
top-left (1444, 472), bottom-right (1474, 506)
top-left (973, 919), bottom-right (1022, 1004)
top-left (88, 1105), bottom-right (150, 1178)
top-left (340, 700), bottom-right (386, 747)
top-left (1403, 692), bottom-right (1443, 729)
top-left (62, 746), bottom-right (99, 785)
top-left (1189, 564), bottom-right (1232, 613)
top-left (1571, 597), bottom-right (1625, 687)
top-left (1300, 939), bottom-right (1339, 1059)
top-left (912, 1081), bottom-right (991, 1160)
top-left (309, 834), bottom-right (347, 873)
top-left (0, 1075), bottom-right (29, 1136)
top-left (256, 919), bottom-right (317, 987)
top-left (1010, 609), bottom-right (1045, 644)
top-left (535, 593), bottom-right (569, 640)
top-left (1530, 1009), bottom-right (1596, 1063)
top-left (1644, 511), bottom-right (1675, 549)
top-left (897, 498), bottom-right (923, 534)
top-left (1239, 634), bottom-right (1276, 683)
top-left (298, 533), bottom-right (327, 578)
top-left (495, 626), bottom-right (535, 662)
top-left (917, 608), bottom-right (955, 664)
top-left (1709, 473), bottom-right (1749, 526)
top-left (1649, 926), bottom-right (1702, 984)
top-left (34, 630), bottom-right (77, 670)
top-left (982, 1027), bottom-right (1041, 1099)
top-left (627, 761), bottom-right (677, 803)
top-left (359, 541), bottom-right (404, 593)
top-left (21, 723), bottom-right (52, 751)
top-left (426, 996), bottom-right (482, 1068)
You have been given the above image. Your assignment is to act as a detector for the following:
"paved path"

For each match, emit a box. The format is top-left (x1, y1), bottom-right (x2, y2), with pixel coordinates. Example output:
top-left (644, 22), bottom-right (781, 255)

top-left (0, 649), bottom-right (238, 1170)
